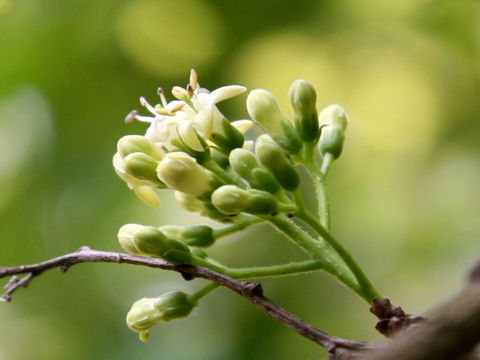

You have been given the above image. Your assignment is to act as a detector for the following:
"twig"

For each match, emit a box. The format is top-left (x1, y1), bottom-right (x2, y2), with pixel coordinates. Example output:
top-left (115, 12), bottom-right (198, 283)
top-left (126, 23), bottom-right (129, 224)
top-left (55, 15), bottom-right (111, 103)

top-left (2, 247), bottom-right (480, 360)
top-left (0, 246), bottom-right (371, 356)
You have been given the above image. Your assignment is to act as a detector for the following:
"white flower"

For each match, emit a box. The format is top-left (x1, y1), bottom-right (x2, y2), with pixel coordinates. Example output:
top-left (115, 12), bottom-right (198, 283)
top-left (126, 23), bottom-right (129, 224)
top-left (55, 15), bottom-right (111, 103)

top-left (125, 70), bottom-right (247, 152)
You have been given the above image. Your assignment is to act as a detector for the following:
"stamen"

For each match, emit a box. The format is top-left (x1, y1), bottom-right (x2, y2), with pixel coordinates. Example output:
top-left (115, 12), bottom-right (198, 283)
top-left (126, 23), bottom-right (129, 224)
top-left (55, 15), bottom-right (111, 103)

top-left (189, 69), bottom-right (198, 89)
top-left (139, 96), bottom-right (158, 115)
top-left (125, 110), bottom-right (138, 123)
top-left (186, 84), bottom-right (194, 98)
top-left (172, 86), bottom-right (188, 100)
top-left (157, 108), bottom-right (172, 116)
top-left (169, 102), bottom-right (185, 113)
top-left (157, 87), bottom-right (168, 108)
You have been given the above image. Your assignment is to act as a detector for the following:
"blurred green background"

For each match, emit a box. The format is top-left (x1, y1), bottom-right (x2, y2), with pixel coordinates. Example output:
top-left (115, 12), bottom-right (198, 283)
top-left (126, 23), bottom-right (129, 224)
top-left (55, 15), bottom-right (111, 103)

top-left (1, 0), bottom-right (480, 359)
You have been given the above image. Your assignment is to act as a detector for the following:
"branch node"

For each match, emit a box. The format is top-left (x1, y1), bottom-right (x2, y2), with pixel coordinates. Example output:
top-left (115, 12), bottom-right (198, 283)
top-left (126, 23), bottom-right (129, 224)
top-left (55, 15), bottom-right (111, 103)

top-left (370, 298), bottom-right (424, 337)
top-left (240, 281), bottom-right (263, 296)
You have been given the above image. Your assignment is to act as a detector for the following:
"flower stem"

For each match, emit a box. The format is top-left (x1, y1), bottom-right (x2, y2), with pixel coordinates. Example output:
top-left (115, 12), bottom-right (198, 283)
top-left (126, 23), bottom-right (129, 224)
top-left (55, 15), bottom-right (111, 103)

top-left (188, 282), bottom-right (219, 304)
top-left (297, 210), bottom-right (382, 302)
top-left (213, 215), bottom-right (263, 239)
top-left (263, 215), bottom-right (365, 298)
top-left (203, 159), bottom-right (245, 188)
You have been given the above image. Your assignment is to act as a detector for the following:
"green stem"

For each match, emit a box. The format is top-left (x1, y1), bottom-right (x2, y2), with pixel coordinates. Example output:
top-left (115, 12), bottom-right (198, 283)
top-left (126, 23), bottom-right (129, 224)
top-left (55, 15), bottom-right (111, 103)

top-left (263, 215), bottom-right (364, 298)
top-left (213, 215), bottom-right (263, 239)
top-left (192, 257), bottom-right (327, 279)
top-left (320, 152), bottom-right (334, 177)
top-left (188, 282), bottom-right (219, 304)
top-left (203, 159), bottom-right (245, 188)
top-left (296, 143), bottom-right (331, 229)
top-left (227, 260), bottom-right (325, 279)
top-left (297, 210), bottom-right (382, 302)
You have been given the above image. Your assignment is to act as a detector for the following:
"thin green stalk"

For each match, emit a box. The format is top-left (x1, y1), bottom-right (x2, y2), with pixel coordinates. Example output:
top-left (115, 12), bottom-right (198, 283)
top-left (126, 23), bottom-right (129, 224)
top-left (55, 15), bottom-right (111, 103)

top-left (227, 260), bottom-right (324, 279)
top-left (296, 143), bottom-right (331, 229)
top-left (192, 257), bottom-right (328, 279)
top-left (213, 215), bottom-right (263, 239)
top-left (188, 282), bottom-right (220, 304)
top-left (263, 215), bottom-right (365, 299)
top-left (203, 159), bottom-right (245, 188)
top-left (297, 210), bottom-right (382, 302)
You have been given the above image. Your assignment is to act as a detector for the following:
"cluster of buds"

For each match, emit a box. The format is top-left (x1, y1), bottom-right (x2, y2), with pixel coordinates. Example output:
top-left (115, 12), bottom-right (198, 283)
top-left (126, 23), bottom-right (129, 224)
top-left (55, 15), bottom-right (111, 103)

top-left (114, 70), bottom-right (350, 340)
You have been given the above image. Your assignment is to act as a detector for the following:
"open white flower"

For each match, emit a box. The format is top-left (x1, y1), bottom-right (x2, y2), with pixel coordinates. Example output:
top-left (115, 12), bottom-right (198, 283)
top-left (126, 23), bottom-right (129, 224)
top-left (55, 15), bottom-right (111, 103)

top-left (125, 70), bottom-right (248, 152)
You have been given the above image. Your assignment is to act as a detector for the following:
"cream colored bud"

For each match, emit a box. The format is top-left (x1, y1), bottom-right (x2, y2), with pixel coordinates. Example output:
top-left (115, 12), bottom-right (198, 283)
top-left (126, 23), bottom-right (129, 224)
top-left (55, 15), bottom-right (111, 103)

top-left (246, 89), bottom-right (302, 153)
top-left (156, 152), bottom-right (215, 197)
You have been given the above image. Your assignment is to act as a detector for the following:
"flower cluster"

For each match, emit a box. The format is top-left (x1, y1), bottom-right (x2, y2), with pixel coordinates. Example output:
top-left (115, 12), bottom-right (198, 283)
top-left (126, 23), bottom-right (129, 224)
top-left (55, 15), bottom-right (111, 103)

top-left (114, 70), bottom-right (357, 341)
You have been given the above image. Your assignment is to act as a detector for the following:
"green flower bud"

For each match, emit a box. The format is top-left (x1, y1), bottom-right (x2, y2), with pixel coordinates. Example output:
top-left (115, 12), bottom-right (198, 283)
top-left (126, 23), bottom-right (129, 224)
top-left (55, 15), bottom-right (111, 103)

top-left (158, 225), bottom-right (215, 247)
top-left (229, 149), bottom-right (280, 193)
top-left (133, 226), bottom-right (192, 264)
top-left (246, 89), bottom-right (302, 153)
top-left (124, 152), bottom-right (162, 185)
top-left (318, 104), bottom-right (348, 130)
top-left (211, 185), bottom-right (277, 215)
top-left (113, 153), bottom-right (162, 206)
top-left (181, 225), bottom-right (214, 247)
top-left (289, 79), bottom-right (319, 142)
top-left (318, 125), bottom-right (345, 159)
top-left (255, 135), bottom-right (300, 191)
top-left (317, 105), bottom-right (349, 159)
top-left (126, 291), bottom-right (194, 341)
top-left (117, 135), bottom-right (164, 161)
top-left (190, 247), bottom-right (208, 259)
top-left (117, 223), bottom-right (144, 255)
top-left (156, 152), bottom-right (216, 197)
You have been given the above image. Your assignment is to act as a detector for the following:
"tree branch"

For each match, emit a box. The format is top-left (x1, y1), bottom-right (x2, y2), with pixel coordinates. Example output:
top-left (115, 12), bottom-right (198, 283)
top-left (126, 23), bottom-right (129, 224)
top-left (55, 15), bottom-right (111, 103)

top-left (2, 247), bottom-right (480, 360)
top-left (0, 246), bottom-right (371, 355)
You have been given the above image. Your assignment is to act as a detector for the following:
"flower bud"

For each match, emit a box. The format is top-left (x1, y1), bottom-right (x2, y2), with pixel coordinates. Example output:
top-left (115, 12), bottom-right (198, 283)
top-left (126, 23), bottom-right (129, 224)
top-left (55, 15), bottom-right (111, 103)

top-left (156, 152), bottom-right (216, 197)
top-left (211, 117), bottom-right (245, 153)
top-left (317, 105), bottom-right (349, 159)
top-left (177, 121), bottom-right (206, 152)
top-left (126, 291), bottom-right (194, 341)
top-left (117, 135), bottom-right (164, 161)
top-left (174, 191), bottom-right (205, 212)
top-left (124, 152), bottom-right (162, 185)
top-left (289, 79), bottom-right (319, 142)
top-left (118, 223), bottom-right (144, 255)
top-left (211, 185), bottom-right (277, 215)
top-left (133, 186), bottom-right (161, 207)
top-left (181, 225), bottom-right (214, 247)
top-left (159, 224), bottom-right (215, 247)
top-left (318, 125), bottom-right (345, 159)
top-left (318, 104), bottom-right (348, 130)
top-left (113, 153), bottom-right (162, 206)
top-left (246, 89), bottom-right (302, 153)
top-left (255, 135), bottom-right (300, 191)
top-left (133, 226), bottom-right (192, 264)
top-left (229, 148), bottom-right (279, 193)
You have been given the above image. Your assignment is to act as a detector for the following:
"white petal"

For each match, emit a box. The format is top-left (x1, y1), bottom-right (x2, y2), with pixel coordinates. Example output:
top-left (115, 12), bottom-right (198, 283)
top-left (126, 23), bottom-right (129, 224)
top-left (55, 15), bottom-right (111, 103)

top-left (231, 120), bottom-right (253, 134)
top-left (178, 122), bottom-right (204, 152)
top-left (134, 186), bottom-right (161, 207)
top-left (210, 85), bottom-right (247, 104)
top-left (194, 106), bottom-right (214, 137)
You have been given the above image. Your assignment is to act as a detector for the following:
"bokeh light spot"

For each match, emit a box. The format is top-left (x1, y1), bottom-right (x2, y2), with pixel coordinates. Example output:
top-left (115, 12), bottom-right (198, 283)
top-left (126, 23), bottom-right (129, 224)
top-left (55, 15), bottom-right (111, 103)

top-left (115, 0), bottom-right (223, 78)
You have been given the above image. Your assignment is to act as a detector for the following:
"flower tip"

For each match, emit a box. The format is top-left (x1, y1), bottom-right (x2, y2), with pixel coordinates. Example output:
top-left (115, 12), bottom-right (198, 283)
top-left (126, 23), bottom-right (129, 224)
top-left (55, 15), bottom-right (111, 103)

top-left (189, 69), bottom-right (198, 89)
top-left (125, 110), bottom-right (138, 123)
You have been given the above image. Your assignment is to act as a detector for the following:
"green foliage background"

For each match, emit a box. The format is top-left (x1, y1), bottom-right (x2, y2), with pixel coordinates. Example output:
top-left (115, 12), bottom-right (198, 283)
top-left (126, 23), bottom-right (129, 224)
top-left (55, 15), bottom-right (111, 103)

top-left (1, 0), bottom-right (479, 359)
